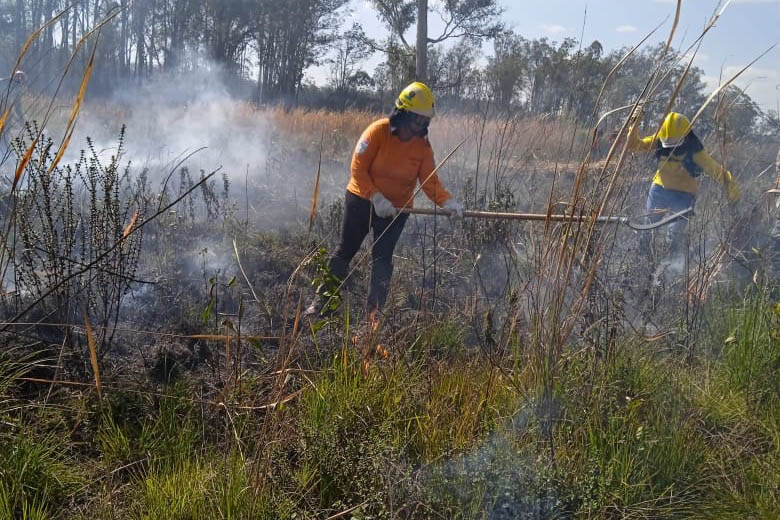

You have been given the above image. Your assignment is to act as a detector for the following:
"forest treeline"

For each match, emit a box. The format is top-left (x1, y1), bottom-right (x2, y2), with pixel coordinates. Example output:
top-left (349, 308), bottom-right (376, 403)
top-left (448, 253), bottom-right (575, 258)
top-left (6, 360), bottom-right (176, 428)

top-left (1, 0), bottom-right (778, 139)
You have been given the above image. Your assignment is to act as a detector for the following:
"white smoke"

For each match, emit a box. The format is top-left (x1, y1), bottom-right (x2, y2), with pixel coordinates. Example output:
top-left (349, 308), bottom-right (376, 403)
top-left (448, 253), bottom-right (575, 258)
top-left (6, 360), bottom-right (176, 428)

top-left (71, 67), bottom-right (269, 179)
top-left (44, 63), bottom-right (350, 234)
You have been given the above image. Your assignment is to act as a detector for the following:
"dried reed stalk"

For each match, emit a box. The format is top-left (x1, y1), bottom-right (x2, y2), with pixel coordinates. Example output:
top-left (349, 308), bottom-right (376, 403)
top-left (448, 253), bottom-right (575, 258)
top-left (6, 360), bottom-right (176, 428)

top-left (308, 130), bottom-right (324, 234)
top-left (688, 44), bottom-right (776, 130)
top-left (4, 10), bottom-right (68, 102)
top-left (0, 7), bottom-right (121, 286)
top-left (646, 0), bottom-right (736, 137)
top-left (12, 134), bottom-right (39, 192)
top-left (48, 39), bottom-right (99, 174)
top-left (543, 0), bottom-right (693, 354)
top-left (122, 211), bottom-right (139, 240)
top-left (233, 239), bottom-right (261, 305)
top-left (82, 305), bottom-right (102, 402)
top-left (0, 108), bottom-right (10, 138)
top-left (225, 331), bottom-right (232, 382)
top-left (662, 0), bottom-right (682, 56)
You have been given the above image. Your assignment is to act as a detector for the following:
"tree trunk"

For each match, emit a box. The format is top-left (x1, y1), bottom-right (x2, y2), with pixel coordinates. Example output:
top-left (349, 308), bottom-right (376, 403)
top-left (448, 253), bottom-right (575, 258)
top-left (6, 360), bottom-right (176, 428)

top-left (134, 0), bottom-right (146, 81)
top-left (93, 0), bottom-right (101, 28)
top-left (42, 0), bottom-right (55, 73)
top-left (415, 0), bottom-right (427, 82)
top-left (15, 0), bottom-right (25, 53)
top-left (60, 7), bottom-right (69, 65)
top-left (120, 0), bottom-right (128, 76)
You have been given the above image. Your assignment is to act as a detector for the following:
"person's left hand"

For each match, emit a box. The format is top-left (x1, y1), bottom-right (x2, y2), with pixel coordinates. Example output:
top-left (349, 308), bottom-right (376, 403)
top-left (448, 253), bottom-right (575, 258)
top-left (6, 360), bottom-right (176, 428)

top-left (442, 198), bottom-right (464, 221)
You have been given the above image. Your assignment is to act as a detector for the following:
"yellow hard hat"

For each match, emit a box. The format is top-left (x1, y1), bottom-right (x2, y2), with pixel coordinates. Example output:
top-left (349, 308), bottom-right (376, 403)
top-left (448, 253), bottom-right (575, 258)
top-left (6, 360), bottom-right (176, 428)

top-left (395, 82), bottom-right (435, 118)
top-left (658, 112), bottom-right (691, 148)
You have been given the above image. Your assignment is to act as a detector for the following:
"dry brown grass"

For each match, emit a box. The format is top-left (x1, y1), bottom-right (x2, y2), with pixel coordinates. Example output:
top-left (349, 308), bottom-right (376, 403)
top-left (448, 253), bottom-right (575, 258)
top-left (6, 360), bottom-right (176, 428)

top-left (267, 106), bottom-right (583, 165)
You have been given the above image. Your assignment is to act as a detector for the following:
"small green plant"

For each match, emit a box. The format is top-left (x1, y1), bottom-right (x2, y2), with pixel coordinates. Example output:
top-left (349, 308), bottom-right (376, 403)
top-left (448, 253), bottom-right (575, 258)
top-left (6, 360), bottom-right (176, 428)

top-left (308, 247), bottom-right (342, 326)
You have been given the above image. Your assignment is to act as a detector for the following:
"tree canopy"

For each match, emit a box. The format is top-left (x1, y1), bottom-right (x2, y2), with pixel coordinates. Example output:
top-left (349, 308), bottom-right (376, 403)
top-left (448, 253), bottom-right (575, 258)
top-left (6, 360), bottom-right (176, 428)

top-left (0, 0), bottom-right (774, 140)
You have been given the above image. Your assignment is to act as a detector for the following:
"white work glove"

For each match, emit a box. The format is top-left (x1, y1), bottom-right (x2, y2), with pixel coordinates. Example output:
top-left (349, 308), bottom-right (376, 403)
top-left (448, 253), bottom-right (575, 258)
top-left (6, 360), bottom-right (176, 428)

top-left (371, 192), bottom-right (397, 218)
top-left (442, 198), bottom-right (464, 221)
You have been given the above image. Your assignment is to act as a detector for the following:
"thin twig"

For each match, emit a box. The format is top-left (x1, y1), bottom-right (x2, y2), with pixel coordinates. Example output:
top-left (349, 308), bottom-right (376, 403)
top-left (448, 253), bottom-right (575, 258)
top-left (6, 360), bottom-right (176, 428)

top-left (233, 239), bottom-right (261, 305)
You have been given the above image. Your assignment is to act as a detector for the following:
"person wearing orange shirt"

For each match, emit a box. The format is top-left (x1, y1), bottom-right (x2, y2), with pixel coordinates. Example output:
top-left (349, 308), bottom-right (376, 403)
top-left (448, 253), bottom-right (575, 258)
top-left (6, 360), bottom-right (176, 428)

top-left (307, 82), bottom-right (463, 318)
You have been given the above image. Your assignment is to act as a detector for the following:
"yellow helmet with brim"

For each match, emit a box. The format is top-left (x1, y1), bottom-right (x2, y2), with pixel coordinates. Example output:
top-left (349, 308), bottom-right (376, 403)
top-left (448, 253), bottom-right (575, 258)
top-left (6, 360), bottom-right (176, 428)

top-left (395, 82), bottom-right (435, 118)
top-left (658, 112), bottom-right (691, 148)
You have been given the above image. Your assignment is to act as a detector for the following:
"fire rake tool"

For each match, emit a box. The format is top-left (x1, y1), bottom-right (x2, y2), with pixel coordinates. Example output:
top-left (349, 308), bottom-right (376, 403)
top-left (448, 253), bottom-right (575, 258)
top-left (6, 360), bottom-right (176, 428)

top-left (400, 207), bottom-right (693, 231)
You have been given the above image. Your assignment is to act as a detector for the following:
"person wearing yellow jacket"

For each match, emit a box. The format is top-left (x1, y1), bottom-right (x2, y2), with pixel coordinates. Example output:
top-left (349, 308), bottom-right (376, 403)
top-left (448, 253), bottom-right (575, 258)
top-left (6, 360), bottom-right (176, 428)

top-left (307, 82), bottom-right (463, 317)
top-left (627, 111), bottom-right (740, 257)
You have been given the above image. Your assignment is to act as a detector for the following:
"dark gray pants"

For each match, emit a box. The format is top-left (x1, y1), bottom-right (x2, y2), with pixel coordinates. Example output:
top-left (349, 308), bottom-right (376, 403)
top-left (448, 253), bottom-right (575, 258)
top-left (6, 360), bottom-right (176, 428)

top-left (329, 191), bottom-right (408, 312)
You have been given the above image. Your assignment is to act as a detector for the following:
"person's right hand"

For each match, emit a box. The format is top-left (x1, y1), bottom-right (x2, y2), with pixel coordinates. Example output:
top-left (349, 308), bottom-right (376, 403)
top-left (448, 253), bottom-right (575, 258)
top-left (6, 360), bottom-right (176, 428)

top-left (442, 198), bottom-right (464, 221)
top-left (371, 192), bottom-right (396, 218)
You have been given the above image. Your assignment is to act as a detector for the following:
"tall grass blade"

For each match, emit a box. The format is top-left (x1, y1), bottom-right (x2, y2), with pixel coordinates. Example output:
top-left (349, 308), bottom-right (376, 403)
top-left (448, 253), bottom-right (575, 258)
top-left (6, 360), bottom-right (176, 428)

top-left (662, 0), bottom-right (682, 55)
top-left (233, 239), bottom-right (261, 305)
top-left (47, 126), bottom-right (75, 174)
top-left (82, 305), bottom-right (102, 401)
top-left (415, 138), bottom-right (467, 199)
top-left (661, 41), bottom-right (701, 122)
top-left (122, 210), bottom-right (139, 240)
top-left (718, 0), bottom-right (733, 18)
top-left (48, 39), bottom-right (99, 174)
top-left (225, 332), bottom-right (232, 381)
top-left (688, 44), bottom-right (776, 129)
top-left (637, 42), bottom-right (704, 154)
top-left (0, 108), bottom-right (10, 138)
top-left (308, 130), bottom-right (324, 234)
top-left (646, 1), bottom-right (733, 136)
top-left (12, 135), bottom-right (39, 193)
top-left (1, 10), bottom-right (118, 278)
top-left (4, 9), bottom-right (68, 102)
top-left (592, 23), bottom-right (663, 130)
top-left (8, 8), bottom-right (119, 160)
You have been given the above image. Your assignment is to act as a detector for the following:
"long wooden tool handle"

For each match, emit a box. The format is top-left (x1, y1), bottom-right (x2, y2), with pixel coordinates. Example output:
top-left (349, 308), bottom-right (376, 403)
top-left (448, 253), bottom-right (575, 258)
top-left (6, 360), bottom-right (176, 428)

top-left (400, 207), bottom-right (627, 224)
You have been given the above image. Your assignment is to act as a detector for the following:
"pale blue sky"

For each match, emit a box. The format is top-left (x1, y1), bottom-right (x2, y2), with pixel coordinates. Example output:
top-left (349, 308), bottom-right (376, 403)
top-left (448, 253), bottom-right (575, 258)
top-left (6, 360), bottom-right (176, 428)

top-left (310, 0), bottom-right (780, 112)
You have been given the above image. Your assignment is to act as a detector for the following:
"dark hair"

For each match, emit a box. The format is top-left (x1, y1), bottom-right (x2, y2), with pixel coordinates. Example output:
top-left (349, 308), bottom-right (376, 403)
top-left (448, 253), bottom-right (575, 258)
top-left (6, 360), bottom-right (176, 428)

top-left (388, 107), bottom-right (429, 137)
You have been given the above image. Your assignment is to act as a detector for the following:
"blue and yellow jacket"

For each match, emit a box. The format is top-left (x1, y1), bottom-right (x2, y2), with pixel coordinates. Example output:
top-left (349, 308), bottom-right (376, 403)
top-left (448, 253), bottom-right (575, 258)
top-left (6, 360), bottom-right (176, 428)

top-left (627, 124), bottom-right (740, 202)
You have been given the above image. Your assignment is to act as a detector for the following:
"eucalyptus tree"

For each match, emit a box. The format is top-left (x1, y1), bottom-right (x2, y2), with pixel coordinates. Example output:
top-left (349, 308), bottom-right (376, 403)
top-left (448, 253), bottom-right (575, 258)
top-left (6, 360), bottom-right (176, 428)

top-left (254, 0), bottom-right (348, 102)
top-left (369, 0), bottom-right (503, 82)
top-left (329, 22), bottom-right (374, 92)
top-left (484, 30), bottom-right (526, 109)
top-left (436, 38), bottom-right (481, 102)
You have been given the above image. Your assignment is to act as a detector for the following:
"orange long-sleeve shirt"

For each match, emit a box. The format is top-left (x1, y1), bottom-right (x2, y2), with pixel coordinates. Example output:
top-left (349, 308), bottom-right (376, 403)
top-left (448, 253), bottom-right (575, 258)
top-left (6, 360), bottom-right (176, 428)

top-left (346, 118), bottom-right (452, 208)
